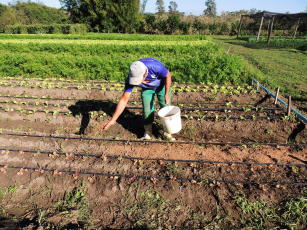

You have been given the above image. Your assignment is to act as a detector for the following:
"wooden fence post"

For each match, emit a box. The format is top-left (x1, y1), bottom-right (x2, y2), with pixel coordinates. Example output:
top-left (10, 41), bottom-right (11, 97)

top-left (267, 16), bottom-right (275, 44)
top-left (293, 18), bottom-right (301, 39)
top-left (287, 96), bottom-right (292, 116)
top-left (267, 19), bottom-right (271, 32)
top-left (257, 16), bottom-right (264, 41)
top-left (274, 88), bottom-right (280, 105)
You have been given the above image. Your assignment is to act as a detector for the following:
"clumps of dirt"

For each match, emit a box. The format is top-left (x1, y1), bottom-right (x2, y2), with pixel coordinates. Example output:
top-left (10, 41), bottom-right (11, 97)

top-left (0, 170), bottom-right (305, 229)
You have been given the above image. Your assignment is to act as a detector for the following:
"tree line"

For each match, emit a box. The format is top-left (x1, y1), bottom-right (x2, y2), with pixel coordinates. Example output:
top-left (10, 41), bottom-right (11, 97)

top-left (0, 0), bottom-right (306, 36)
top-left (0, 0), bottom-right (222, 34)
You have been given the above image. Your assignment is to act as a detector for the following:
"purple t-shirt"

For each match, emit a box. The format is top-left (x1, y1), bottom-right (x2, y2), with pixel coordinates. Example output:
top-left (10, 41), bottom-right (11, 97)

top-left (124, 57), bottom-right (169, 93)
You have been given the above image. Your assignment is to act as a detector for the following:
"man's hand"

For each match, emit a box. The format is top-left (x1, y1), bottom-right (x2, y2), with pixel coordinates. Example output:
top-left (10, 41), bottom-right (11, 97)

top-left (96, 120), bottom-right (116, 131)
top-left (95, 92), bottom-right (130, 133)
top-left (165, 93), bottom-right (171, 105)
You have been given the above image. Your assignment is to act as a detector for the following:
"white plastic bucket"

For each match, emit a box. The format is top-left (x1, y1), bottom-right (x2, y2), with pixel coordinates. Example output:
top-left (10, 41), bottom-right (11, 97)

top-left (158, 106), bottom-right (182, 134)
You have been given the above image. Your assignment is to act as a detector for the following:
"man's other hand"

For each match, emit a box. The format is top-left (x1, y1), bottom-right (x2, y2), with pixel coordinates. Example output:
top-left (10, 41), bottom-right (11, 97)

top-left (165, 94), bottom-right (171, 105)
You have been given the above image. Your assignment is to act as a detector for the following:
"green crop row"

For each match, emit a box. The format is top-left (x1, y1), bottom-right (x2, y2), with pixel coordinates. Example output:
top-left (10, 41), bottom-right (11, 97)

top-left (0, 79), bottom-right (257, 94)
top-left (0, 100), bottom-right (69, 108)
top-left (0, 37), bottom-right (259, 85)
top-left (0, 77), bottom-right (258, 94)
top-left (0, 33), bottom-right (209, 41)
top-left (0, 39), bottom-right (211, 46)
top-left (0, 106), bottom-right (71, 116)
top-left (0, 106), bottom-right (286, 122)
top-left (0, 99), bottom-right (263, 111)
top-left (0, 93), bottom-right (260, 108)
top-left (0, 97), bottom-right (252, 109)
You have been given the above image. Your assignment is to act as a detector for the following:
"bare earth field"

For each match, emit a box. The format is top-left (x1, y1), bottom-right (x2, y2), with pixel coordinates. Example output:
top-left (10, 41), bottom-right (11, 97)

top-left (0, 79), bottom-right (306, 229)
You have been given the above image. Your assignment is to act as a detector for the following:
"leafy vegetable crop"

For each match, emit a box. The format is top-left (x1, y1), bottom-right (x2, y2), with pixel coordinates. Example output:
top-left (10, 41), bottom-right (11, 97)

top-left (0, 34), bottom-right (256, 85)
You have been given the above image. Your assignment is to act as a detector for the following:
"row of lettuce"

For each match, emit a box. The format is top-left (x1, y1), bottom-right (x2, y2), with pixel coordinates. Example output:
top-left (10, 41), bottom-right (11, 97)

top-left (0, 35), bottom-right (263, 85)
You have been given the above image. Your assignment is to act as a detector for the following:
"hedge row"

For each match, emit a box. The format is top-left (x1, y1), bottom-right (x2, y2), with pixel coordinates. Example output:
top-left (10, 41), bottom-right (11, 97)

top-left (2, 24), bottom-right (87, 34)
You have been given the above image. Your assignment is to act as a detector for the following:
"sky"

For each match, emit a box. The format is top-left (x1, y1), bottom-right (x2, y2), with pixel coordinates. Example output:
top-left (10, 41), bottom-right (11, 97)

top-left (0, 0), bottom-right (306, 15)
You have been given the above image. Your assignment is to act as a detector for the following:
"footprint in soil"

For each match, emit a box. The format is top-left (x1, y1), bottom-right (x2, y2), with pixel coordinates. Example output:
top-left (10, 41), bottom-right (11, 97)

top-left (68, 100), bottom-right (145, 138)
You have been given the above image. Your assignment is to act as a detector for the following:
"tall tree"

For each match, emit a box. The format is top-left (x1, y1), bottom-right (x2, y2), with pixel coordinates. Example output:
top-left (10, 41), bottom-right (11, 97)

top-left (0, 7), bottom-right (18, 29)
top-left (0, 2), bottom-right (68, 29)
top-left (13, 2), bottom-right (68, 24)
top-left (0, 4), bottom-right (8, 16)
top-left (156, 0), bottom-right (165, 14)
top-left (60, 0), bottom-right (141, 33)
top-left (141, 0), bottom-right (148, 14)
top-left (59, 0), bottom-right (82, 22)
top-left (203, 0), bottom-right (216, 17)
top-left (168, 1), bottom-right (178, 13)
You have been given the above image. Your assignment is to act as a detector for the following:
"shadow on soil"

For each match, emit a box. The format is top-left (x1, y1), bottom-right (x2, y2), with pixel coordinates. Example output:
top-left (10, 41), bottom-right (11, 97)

top-left (103, 227), bottom-right (150, 230)
top-left (0, 217), bottom-right (98, 229)
top-left (254, 94), bottom-right (306, 143)
top-left (1, 215), bottom-right (149, 229)
top-left (68, 100), bottom-right (145, 138)
top-left (289, 154), bottom-right (307, 164)
top-left (288, 122), bottom-right (306, 143)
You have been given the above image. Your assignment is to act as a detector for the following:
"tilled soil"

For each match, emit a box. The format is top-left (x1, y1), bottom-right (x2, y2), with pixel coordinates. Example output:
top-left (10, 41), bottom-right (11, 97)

top-left (0, 81), bottom-right (306, 229)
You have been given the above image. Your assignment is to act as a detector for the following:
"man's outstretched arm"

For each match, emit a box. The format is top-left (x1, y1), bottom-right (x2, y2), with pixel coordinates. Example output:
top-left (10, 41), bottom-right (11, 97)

top-left (96, 91), bottom-right (131, 131)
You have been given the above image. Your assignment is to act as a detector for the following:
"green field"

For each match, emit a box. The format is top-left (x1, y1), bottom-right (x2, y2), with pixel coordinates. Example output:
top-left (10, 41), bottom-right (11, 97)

top-left (0, 34), bottom-right (255, 85)
top-left (0, 33), bottom-right (306, 98)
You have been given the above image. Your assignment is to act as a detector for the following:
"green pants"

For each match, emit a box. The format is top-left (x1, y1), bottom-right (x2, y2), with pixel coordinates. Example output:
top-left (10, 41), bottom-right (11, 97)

top-left (141, 85), bottom-right (171, 133)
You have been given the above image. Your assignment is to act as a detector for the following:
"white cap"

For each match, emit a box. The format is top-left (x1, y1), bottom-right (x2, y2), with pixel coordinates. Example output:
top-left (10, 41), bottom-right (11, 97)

top-left (128, 61), bottom-right (148, 85)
